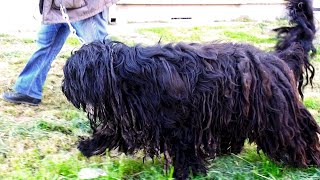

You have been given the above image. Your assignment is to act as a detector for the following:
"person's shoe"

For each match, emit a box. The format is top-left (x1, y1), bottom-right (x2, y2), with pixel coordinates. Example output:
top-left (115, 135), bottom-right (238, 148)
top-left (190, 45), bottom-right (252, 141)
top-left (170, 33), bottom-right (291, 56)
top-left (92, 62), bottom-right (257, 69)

top-left (2, 92), bottom-right (41, 106)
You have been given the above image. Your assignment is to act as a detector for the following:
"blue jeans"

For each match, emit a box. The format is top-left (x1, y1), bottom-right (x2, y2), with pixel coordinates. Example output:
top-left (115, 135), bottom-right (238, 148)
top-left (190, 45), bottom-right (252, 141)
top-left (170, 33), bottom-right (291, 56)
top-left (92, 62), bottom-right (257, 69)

top-left (14, 9), bottom-right (109, 99)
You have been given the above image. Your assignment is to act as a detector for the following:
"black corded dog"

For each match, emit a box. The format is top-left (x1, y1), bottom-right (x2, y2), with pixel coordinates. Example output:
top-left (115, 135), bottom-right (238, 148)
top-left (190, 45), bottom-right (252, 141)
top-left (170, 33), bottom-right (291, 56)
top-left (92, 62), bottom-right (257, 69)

top-left (62, 0), bottom-right (319, 179)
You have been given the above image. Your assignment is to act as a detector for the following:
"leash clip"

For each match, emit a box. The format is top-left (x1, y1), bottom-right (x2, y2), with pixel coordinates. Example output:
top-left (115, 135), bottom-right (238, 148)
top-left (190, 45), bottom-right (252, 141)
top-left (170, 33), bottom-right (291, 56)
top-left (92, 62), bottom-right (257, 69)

top-left (59, 4), bottom-right (86, 45)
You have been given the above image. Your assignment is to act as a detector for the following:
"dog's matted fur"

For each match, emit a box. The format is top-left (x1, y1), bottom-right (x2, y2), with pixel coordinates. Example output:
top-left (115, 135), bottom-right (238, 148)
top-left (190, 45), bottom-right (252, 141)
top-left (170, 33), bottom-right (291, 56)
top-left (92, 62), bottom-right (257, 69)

top-left (62, 0), bottom-right (320, 179)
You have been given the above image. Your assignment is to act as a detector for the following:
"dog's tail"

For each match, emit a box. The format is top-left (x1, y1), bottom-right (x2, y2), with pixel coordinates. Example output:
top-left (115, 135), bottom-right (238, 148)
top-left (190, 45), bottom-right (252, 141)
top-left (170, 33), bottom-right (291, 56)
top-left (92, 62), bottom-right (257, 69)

top-left (274, 0), bottom-right (316, 98)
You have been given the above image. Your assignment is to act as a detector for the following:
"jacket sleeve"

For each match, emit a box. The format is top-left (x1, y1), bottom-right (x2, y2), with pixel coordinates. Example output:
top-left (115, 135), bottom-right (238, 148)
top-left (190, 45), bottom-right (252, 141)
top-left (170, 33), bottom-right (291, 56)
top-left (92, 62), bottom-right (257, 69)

top-left (39, 0), bottom-right (44, 14)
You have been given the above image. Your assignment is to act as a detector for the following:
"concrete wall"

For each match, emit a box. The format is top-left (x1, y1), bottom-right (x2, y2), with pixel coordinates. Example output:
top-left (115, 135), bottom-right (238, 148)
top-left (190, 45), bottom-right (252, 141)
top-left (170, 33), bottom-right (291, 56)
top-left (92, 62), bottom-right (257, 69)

top-left (0, 0), bottom-right (42, 33)
top-left (1, 0), bottom-right (319, 34)
top-left (109, 0), bottom-right (288, 24)
top-left (116, 0), bottom-right (285, 5)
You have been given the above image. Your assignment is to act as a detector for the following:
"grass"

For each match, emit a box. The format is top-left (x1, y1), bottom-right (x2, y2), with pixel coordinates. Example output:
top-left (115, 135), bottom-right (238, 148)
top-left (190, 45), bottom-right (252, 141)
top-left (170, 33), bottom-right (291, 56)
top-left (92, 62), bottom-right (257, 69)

top-left (0, 20), bottom-right (320, 179)
top-left (222, 31), bottom-right (276, 44)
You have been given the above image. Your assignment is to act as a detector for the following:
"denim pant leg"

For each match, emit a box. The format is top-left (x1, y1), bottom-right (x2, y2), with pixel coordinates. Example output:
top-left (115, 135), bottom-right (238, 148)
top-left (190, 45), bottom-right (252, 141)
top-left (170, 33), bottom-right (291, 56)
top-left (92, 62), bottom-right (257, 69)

top-left (72, 8), bottom-right (109, 43)
top-left (14, 24), bottom-right (70, 99)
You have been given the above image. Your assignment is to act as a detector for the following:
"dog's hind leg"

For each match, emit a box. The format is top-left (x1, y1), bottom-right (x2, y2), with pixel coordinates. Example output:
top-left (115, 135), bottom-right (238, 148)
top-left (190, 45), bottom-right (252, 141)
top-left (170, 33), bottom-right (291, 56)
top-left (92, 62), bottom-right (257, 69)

top-left (254, 103), bottom-right (320, 167)
top-left (297, 106), bottom-right (320, 166)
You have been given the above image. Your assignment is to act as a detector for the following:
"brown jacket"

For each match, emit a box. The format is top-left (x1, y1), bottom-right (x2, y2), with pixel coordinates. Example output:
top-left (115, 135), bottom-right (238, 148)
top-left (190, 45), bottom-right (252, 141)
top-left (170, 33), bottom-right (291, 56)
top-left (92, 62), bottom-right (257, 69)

top-left (40, 0), bottom-right (118, 24)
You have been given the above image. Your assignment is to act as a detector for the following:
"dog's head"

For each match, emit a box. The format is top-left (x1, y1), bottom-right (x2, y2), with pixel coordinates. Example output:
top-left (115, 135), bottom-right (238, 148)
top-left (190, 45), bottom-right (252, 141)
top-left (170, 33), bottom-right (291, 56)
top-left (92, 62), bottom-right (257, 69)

top-left (62, 40), bottom-right (123, 109)
top-left (62, 40), bottom-right (189, 114)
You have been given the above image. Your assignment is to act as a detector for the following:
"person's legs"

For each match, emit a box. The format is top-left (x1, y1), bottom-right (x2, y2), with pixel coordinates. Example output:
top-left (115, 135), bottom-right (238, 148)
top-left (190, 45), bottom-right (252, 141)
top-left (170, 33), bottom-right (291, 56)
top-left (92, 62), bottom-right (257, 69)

top-left (14, 23), bottom-right (70, 99)
top-left (72, 8), bottom-right (109, 43)
top-left (3, 9), bottom-right (109, 105)
top-left (3, 23), bottom-right (70, 104)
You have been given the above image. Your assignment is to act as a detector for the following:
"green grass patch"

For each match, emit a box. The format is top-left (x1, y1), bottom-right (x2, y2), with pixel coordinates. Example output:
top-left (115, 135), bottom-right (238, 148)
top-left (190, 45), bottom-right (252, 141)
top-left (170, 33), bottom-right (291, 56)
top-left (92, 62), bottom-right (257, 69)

top-left (232, 16), bottom-right (253, 22)
top-left (0, 33), bottom-right (10, 38)
top-left (222, 31), bottom-right (276, 44)
top-left (21, 38), bottom-right (35, 44)
top-left (207, 146), bottom-right (320, 180)
top-left (36, 119), bottom-right (73, 135)
top-left (0, 35), bottom-right (34, 44)
top-left (1, 51), bottom-right (29, 61)
top-left (65, 36), bottom-right (82, 46)
top-left (304, 97), bottom-right (320, 110)
top-left (138, 27), bottom-right (201, 42)
top-left (137, 25), bottom-right (233, 43)
top-left (314, 46), bottom-right (320, 62)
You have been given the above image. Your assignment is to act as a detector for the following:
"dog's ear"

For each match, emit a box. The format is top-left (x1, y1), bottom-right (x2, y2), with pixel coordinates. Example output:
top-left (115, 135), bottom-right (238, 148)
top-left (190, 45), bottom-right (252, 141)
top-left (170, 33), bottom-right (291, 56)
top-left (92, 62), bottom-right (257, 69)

top-left (158, 64), bottom-right (188, 100)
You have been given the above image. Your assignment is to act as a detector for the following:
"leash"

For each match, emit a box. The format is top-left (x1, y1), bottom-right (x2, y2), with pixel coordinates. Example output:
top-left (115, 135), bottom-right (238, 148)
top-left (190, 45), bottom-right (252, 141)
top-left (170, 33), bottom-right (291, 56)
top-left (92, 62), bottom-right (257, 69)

top-left (59, 4), bottom-right (86, 45)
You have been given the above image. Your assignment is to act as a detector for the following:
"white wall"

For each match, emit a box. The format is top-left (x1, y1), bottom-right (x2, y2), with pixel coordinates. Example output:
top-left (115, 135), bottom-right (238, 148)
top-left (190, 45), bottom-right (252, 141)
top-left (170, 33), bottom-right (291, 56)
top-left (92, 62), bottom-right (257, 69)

top-left (0, 0), bottom-right (41, 33)
top-left (111, 3), bottom-right (287, 24)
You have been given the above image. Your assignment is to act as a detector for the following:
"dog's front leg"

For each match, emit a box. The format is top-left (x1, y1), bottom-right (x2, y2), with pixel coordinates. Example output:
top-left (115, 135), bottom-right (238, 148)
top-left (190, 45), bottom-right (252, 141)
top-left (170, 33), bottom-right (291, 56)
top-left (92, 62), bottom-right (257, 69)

top-left (169, 136), bottom-right (207, 179)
